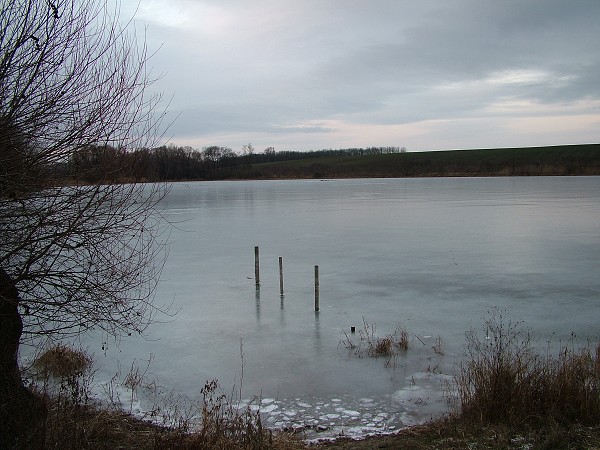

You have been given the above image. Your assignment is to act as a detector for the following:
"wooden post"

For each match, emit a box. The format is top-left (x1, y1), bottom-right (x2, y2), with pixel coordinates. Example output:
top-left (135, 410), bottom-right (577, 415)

top-left (314, 265), bottom-right (320, 312)
top-left (254, 246), bottom-right (260, 287)
top-left (279, 256), bottom-right (284, 296)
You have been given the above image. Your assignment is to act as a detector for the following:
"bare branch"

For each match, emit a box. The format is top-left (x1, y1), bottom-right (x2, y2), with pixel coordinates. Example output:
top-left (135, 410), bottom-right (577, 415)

top-left (1, 0), bottom-right (170, 341)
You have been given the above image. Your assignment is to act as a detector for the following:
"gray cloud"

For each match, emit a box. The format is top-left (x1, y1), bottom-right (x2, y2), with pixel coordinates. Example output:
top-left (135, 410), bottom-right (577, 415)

top-left (128, 0), bottom-right (600, 150)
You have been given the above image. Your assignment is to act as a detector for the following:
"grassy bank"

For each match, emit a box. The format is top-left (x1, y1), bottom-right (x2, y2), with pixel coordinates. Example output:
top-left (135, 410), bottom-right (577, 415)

top-left (236, 144), bottom-right (600, 179)
top-left (316, 420), bottom-right (600, 449)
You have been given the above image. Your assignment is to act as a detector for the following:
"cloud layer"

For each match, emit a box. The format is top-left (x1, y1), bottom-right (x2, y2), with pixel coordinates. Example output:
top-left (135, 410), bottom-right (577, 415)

top-left (126, 0), bottom-right (600, 152)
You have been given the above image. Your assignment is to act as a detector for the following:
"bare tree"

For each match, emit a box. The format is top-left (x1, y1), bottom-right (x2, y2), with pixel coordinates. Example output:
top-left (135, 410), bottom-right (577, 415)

top-left (241, 143), bottom-right (254, 156)
top-left (0, 1), bottom-right (169, 446)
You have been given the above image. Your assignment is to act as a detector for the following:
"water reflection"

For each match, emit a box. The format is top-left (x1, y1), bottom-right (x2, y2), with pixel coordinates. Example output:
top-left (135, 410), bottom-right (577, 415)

top-left (255, 287), bottom-right (260, 322)
top-left (314, 311), bottom-right (322, 354)
top-left (279, 295), bottom-right (285, 327)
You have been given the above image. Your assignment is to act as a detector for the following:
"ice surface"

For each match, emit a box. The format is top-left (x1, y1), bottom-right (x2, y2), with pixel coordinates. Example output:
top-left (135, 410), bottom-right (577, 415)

top-left (23, 177), bottom-right (600, 441)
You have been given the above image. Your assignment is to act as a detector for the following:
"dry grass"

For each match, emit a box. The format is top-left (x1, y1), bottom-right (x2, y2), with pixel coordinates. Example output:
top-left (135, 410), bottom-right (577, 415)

top-left (432, 335), bottom-right (445, 356)
top-left (157, 379), bottom-right (298, 450)
top-left (341, 318), bottom-right (410, 366)
top-left (454, 308), bottom-right (600, 427)
top-left (33, 344), bottom-right (92, 379)
top-left (45, 402), bottom-right (161, 450)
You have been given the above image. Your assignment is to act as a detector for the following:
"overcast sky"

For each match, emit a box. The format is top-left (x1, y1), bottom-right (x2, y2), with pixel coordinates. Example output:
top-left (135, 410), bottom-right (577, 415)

top-left (122, 0), bottom-right (600, 152)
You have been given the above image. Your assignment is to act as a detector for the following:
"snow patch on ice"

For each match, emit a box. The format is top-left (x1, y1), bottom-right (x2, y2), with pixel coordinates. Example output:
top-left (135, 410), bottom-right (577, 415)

top-left (261, 403), bottom-right (278, 413)
top-left (81, 369), bottom-right (453, 442)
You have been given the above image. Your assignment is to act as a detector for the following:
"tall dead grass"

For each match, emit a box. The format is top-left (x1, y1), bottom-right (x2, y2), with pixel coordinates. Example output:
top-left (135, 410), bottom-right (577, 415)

top-left (455, 309), bottom-right (600, 426)
top-left (154, 379), bottom-right (301, 450)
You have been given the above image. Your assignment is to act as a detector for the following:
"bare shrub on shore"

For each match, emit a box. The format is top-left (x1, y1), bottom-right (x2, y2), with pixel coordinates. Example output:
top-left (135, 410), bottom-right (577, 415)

top-left (28, 346), bottom-right (97, 449)
top-left (33, 345), bottom-right (93, 379)
top-left (455, 308), bottom-right (600, 426)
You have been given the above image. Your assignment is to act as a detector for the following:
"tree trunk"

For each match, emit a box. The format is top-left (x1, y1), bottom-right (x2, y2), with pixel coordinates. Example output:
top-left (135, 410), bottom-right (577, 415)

top-left (0, 268), bottom-right (46, 449)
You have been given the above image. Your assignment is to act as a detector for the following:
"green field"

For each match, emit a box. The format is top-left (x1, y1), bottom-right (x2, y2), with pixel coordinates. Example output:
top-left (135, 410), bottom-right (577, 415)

top-left (238, 144), bottom-right (600, 179)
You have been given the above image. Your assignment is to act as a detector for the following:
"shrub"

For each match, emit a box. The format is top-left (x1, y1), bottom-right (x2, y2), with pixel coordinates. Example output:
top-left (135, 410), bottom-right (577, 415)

top-left (33, 344), bottom-right (92, 379)
top-left (455, 309), bottom-right (600, 426)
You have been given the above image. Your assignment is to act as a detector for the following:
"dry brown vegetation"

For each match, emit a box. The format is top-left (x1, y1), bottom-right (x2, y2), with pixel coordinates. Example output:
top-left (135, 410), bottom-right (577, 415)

top-left (341, 318), bottom-right (411, 366)
top-left (33, 344), bottom-right (93, 379)
top-left (455, 309), bottom-right (600, 427)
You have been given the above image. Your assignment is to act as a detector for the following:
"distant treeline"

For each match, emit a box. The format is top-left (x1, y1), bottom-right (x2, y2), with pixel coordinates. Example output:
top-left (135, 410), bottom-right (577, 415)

top-left (67, 143), bottom-right (600, 183)
top-left (67, 145), bottom-right (406, 182)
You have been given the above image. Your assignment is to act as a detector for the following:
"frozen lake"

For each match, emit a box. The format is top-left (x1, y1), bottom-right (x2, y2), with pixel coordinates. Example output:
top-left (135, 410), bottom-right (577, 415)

top-left (34, 177), bottom-right (600, 438)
